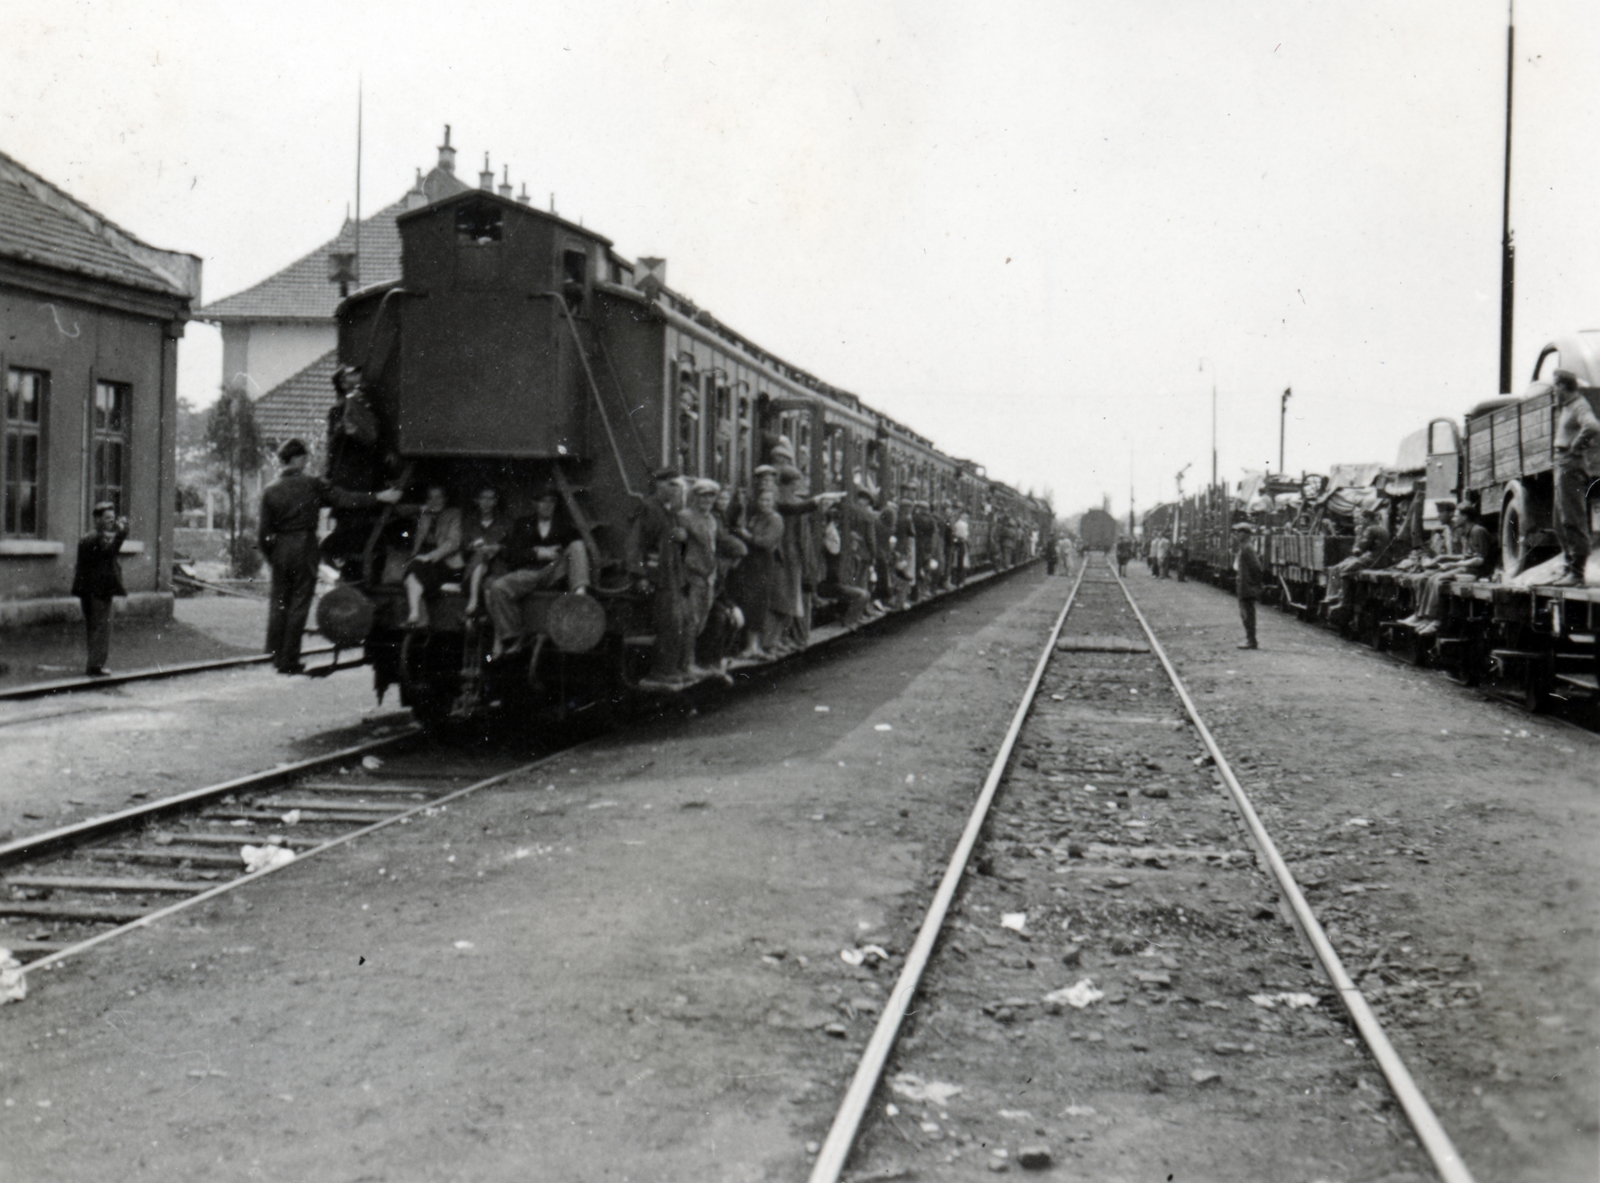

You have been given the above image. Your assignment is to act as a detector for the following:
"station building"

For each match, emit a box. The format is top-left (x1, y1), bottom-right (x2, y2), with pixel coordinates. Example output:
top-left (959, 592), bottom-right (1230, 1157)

top-left (0, 151), bottom-right (200, 626)
top-left (195, 129), bottom-right (514, 459)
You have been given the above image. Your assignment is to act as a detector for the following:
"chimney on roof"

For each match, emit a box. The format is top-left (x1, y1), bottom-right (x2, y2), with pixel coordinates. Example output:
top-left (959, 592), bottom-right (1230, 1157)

top-left (516, 183), bottom-right (531, 205)
top-left (438, 125), bottom-right (456, 174)
top-left (498, 164), bottom-right (513, 199)
top-left (479, 154), bottom-right (494, 192)
top-left (405, 167), bottom-right (427, 210)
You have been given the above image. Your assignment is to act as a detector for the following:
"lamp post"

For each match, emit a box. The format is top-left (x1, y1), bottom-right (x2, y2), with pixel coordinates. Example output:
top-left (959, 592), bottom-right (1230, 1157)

top-left (1199, 359), bottom-right (1218, 489)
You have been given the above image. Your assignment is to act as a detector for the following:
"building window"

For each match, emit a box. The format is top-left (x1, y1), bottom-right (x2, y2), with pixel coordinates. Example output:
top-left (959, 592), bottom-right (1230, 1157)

top-left (4, 367), bottom-right (46, 537)
top-left (93, 380), bottom-right (131, 517)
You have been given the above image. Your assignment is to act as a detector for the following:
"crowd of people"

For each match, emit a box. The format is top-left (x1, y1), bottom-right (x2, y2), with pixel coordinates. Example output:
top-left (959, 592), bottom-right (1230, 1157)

top-left (250, 384), bottom-right (1042, 687)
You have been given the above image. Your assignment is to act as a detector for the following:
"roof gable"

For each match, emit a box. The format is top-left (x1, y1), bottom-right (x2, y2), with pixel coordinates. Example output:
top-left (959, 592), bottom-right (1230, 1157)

top-left (252, 348), bottom-right (339, 448)
top-left (0, 150), bottom-right (201, 301)
top-left (199, 165), bottom-right (470, 322)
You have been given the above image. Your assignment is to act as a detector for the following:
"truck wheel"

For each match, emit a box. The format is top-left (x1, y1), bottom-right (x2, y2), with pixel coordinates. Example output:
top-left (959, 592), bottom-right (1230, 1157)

top-left (1500, 483), bottom-right (1531, 576)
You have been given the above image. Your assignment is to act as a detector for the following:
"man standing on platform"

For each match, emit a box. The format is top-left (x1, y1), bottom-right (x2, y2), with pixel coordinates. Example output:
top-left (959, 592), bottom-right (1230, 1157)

top-left (258, 439), bottom-right (399, 673)
top-left (1234, 521), bottom-right (1263, 650)
top-left (628, 467), bottom-right (690, 689)
top-left (1550, 370), bottom-right (1600, 587)
top-left (71, 501), bottom-right (127, 676)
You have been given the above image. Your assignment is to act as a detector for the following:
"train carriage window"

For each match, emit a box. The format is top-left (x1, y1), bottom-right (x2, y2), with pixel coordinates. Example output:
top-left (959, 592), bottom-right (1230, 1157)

top-left (676, 362), bottom-right (701, 475)
top-left (713, 376), bottom-right (733, 484)
top-left (562, 249), bottom-right (588, 312)
top-left (455, 199), bottom-right (503, 244)
top-left (796, 418), bottom-right (812, 479)
top-left (737, 384), bottom-right (753, 483)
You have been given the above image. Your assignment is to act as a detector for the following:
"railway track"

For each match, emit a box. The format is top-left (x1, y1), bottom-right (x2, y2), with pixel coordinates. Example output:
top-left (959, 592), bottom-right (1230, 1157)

top-left (0, 641), bottom-right (357, 703)
top-left (0, 562), bottom-right (1041, 997)
top-left (0, 729), bottom-right (560, 991)
top-left (810, 556), bottom-right (1476, 1183)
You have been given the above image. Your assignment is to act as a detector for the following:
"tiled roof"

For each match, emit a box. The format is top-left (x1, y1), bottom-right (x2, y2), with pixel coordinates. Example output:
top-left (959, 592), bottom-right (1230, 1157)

top-left (198, 166), bottom-right (470, 322)
top-left (253, 348), bottom-right (339, 450)
top-left (0, 150), bottom-right (200, 299)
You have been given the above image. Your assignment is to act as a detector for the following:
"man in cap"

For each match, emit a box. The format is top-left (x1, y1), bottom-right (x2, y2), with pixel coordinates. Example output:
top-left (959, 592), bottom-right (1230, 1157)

top-left (258, 438), bottom-right (400, 673)
top-left (1233, 521), bottom-right (1263, 650)
top-left (486, 487), bottom-right (591, 660)
top-left (627, 466), bottom-right (691, 688)
top-left (679, 477), bottom-right (747, 678)
top-left (1550, 369), bottom-right (1600, 587)
top-left (71, 501), bottom-right (128, 676)
top-left (1324, 506), bottom-right (1391, 615)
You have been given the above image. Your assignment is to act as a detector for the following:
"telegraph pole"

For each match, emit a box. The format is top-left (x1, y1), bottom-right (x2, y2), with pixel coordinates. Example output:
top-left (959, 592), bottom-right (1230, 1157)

top-left (1498, 5), bottom-right (1515, 393)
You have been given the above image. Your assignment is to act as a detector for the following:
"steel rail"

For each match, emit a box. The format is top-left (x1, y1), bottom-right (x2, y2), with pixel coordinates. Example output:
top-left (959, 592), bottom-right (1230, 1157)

top-left (1107, 562), bottom-right (1477, 1183)
top-left (0, 643), bottom-right (351, 702)
top-left (807, 558), bottom-right (1087, 1183)
top-left (16, 748), bottom-right (568, 983)
top-left (0, 729), bottom-right (418, 868)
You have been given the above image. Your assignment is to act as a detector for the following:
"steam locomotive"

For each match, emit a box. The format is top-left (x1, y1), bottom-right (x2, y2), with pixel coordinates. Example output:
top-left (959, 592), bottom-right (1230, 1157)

top-left (316, 185), bottom-right (1050, 727)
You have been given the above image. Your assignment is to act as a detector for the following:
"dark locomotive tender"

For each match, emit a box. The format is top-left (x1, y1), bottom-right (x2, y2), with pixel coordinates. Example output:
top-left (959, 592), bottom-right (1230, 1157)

top-left (322, 185), bottom-right (1049, 725)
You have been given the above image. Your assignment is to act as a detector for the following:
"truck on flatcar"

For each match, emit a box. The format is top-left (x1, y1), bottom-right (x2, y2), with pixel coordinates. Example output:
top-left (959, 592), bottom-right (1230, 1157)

top-left (1463, 331), bottom-right (1600, 574)
top-left (317, 185), bottom-right (1038, 727)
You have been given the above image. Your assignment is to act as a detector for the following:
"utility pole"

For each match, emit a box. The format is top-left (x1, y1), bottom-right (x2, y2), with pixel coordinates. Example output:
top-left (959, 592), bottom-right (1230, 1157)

top-left (1498, 4), bottom-right (1515, 393)
top-left (1200, 359), bottom-right (1218, 489)
top-left (1279, 387), bottom-right (1292, 472)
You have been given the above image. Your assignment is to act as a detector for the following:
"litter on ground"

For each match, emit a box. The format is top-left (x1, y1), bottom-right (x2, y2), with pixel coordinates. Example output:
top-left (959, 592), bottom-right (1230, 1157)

top-left (1043, 979), bottom-right (1104, 1009)
top-left (890, 1073), bottom-right (963, 1106)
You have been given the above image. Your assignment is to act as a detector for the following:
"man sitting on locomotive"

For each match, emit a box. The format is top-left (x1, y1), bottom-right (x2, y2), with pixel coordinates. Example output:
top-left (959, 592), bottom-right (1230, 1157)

top-left (401, 483), bottom-right (463, 630)
top-left (461, 485), bottom-right (513, 618)
top-left (486, 489), bottom-right (591, 660)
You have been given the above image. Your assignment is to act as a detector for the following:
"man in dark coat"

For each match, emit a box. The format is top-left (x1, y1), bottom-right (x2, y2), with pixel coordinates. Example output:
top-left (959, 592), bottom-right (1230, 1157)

top-left (1234, 522), bottom-right (1263, 650)
top-left (71, 501), bottom-right (127, 676)
top-left (258, 438), bottom-right (399, 673)
top-left (627, 467), bottom-right (690, 688)
top-left (487, 489), bottom-right (592, 660)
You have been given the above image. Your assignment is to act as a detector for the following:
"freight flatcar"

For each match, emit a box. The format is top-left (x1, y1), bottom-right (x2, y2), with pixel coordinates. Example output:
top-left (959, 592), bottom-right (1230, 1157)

top-left (313, 185), bottom-right (1043, 727)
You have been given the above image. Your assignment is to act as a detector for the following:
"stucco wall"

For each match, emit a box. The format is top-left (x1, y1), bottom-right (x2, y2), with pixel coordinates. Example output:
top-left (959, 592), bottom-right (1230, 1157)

top-left (221, 320), bottom-right (335, 398)
top-left (0, 282), bottom-right (178, 607)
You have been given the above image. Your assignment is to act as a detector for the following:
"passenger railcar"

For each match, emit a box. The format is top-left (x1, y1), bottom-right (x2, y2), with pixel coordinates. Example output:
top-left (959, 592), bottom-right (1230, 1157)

top-left (1078, 508), bottom-right (1118, 552)
top-left (320, 187), bottom-right (1040, 726)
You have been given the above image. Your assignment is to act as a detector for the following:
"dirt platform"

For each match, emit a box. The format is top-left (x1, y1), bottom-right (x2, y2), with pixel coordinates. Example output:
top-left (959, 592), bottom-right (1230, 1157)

top-left (0, 568), bottom-right (1060, 1181)
top-left (3, 561), bottom-right (1590, 1182)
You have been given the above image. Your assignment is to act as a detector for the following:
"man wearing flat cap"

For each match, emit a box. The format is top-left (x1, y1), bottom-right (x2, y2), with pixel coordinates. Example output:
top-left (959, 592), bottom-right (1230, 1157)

top-left (1233, 521), bottom-right (1262, 650)
top-left (71, 501), bottom-right (128, 676)
top-left (1551, 369), bottom-right (1600, 587)
top-left (680, 478), bottom-right (747, 678)
top-left (627, 466), bottom-right (691, 687)
top-left (258, 438), bottom-right (400, 673)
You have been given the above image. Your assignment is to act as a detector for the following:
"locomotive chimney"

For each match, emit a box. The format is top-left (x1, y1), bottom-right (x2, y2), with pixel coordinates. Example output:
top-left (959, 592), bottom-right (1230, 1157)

top-left (437, 124), bottom-right (456, 173)
top-left (498, 164), bottom-right (513, 199)
top-left (479, 153), bottom-right (495, 191)
top-left (405, 167), bottom-right (427, 210)
top-left (516, 183), bottom-right (531, 205)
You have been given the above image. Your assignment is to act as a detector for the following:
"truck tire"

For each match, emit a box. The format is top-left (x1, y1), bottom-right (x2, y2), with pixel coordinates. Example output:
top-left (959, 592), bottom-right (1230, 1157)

top-left (1500, 482), bottom-right (1532, 576)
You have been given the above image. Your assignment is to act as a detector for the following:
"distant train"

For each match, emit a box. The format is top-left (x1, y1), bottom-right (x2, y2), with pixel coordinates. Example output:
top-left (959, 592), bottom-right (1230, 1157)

top-left (316, 184), bottom-right (1052, 727)
top-left (1078, 508), bottom-right (1119, 552)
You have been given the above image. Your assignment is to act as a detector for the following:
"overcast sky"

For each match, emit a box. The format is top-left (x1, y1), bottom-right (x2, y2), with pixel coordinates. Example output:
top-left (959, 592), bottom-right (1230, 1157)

top-left (5, 1), bottom-right (1598, 517)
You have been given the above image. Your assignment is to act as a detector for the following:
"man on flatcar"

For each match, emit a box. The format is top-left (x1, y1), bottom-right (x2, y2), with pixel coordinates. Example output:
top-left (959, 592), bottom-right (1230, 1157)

top-left (400, 483), bottom-right (463, 630)
top-left (1323, 507), bottom-right (1391, 615)
top-left (1550, 369), bottom-right (1600, 587)
top-left (1399, 500), bottom-right (1492, 636)
top-left (1233, 522), bottom-right (1263, 650)
top-left (486, 488), bottom-right (591, 660)
top-left (258, 438), bottom-right (400, 673)
top-left (628, 467), bottom-right (691, 688)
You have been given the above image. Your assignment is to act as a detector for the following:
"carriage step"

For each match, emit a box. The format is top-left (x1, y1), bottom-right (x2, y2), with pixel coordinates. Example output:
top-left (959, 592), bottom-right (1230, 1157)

top-left (1489, 649), bottom-right (1543, 663)
top-left (1554, 672), bottom-right (1599, 694)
